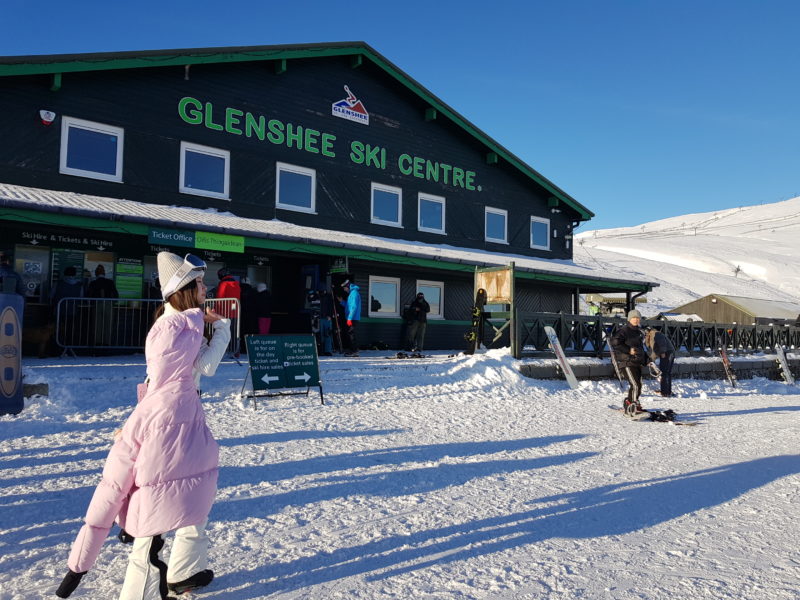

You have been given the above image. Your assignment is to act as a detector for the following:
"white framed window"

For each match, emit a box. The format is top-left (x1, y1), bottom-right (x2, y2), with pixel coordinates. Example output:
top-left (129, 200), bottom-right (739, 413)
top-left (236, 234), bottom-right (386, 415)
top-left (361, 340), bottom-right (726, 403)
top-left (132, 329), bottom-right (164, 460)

top-left (530, 216), bottom-right (551, 250)
top-left (371, 182), bottom-right (402, 227)
top-left (416, 280), bottom-right (444, 319)
top-left (60, 116), bottom-right (124, 182)
top-left (485, 207), bottom-right (508, 244)
top-left (179, 141), bottom-right (230, 200)
top-left (368, 275), bottom-right (401, 317)
top-left (418, 193), bottom-right (446, 234)
top-left (276, 162), bottom-right (316, 213)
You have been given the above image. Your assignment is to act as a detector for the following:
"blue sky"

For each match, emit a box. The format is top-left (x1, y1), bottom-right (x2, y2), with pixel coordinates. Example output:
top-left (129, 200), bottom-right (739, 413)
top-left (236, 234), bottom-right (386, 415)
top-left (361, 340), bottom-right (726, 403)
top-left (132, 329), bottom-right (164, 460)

top-left (3, 0), bottom-right (799, 231)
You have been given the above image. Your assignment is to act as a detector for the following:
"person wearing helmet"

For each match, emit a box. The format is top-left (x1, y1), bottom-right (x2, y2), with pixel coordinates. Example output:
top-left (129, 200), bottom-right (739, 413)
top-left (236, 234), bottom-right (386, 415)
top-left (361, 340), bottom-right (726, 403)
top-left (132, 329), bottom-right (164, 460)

top-left (57, 252), bottom-right (230, 599)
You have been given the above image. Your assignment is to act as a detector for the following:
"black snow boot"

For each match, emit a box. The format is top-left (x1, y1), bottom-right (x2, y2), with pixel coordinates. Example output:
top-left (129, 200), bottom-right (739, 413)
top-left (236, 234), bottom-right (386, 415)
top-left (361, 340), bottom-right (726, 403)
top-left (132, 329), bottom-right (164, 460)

top-left (167, 569), bottom-right (214, 595)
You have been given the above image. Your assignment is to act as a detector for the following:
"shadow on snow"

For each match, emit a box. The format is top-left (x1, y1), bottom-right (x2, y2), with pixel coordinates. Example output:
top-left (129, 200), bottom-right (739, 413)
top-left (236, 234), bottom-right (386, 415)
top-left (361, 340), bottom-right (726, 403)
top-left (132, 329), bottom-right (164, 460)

top-left (210, 454), bottom-right (800, 598)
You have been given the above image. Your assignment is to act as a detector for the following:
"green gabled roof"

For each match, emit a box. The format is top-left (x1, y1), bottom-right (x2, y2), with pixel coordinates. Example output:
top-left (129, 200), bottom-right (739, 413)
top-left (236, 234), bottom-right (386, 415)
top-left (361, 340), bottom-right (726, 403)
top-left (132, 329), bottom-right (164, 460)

top-left (0, 41), bottom-right (594, 221)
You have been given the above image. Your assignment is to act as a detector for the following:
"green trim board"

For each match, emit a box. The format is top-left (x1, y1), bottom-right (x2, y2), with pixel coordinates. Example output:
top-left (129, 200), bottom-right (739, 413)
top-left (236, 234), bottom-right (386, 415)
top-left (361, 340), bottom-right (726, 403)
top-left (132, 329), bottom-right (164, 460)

top-left (0, 206), bottom-right (649, 292)
top-left (1, 207), bottom-right (149, 235)
top-left (0, 42), bottom-right (593, 221)
top-left (515, 269), bottom-right (648, 291)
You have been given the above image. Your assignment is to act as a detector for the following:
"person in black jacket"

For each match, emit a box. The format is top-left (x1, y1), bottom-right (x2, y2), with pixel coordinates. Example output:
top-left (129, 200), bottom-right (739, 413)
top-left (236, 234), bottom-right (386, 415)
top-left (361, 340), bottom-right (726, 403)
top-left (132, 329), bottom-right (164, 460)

top-left (406, 292), bottom-right (431, 352)
top-left (645, 327), bottom-right (676, 397)
top-left (239, 278), bottom-right (259, 351)
top-left (610, 309), bottom-right (648, 414)
top-left (317, 289), bottom-right (335, 356)
top-left (51, 266), bottom-right (83, 313)
top-left (86, 264), bottom-right (119, 299)
top-left (0, 253), bottom-right (24, 295)
top-left (255, 283), bottom-right (272, 334)
top-left (87, 265), bottom-right (118, 347)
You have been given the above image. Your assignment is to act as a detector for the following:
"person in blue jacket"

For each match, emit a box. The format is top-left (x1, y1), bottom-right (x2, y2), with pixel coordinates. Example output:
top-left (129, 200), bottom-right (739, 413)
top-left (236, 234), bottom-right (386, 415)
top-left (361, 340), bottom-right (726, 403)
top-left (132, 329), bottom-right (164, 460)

top-left (341, 280), bottom-right (361, 357)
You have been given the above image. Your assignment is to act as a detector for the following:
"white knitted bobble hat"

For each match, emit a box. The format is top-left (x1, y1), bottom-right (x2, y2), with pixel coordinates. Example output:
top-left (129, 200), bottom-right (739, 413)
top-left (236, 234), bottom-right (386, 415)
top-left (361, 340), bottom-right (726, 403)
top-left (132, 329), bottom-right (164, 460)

top-left (157, 252), bottom-right (205, 300)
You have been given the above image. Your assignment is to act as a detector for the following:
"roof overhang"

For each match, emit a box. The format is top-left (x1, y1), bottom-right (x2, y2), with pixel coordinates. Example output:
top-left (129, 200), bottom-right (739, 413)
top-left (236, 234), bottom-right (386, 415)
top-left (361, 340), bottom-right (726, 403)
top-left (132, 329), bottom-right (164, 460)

top-left (0, 183), bottom-right (650, 293)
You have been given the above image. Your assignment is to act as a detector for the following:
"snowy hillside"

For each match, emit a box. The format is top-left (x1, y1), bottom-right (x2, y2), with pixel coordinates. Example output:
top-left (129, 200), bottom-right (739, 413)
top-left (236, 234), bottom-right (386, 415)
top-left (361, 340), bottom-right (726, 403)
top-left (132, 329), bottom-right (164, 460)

top-left (574, 197), bottom-right (800, 315)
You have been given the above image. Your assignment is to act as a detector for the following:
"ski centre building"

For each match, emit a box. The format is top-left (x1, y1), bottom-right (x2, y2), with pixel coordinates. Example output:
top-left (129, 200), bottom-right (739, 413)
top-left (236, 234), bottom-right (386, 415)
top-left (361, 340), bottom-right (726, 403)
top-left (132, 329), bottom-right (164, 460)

top-left (0, 42), bottom-right (654, 352)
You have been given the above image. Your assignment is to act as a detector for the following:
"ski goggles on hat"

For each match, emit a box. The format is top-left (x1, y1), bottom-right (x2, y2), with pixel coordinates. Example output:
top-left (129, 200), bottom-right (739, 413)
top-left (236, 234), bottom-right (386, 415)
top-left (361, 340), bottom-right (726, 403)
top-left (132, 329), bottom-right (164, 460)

top-left (161, 254), bottom-right (207, 300)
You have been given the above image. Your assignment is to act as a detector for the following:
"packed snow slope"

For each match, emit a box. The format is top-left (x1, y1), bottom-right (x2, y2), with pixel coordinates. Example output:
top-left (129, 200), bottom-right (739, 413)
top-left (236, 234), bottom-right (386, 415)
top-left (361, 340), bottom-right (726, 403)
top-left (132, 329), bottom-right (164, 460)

top-left (2, 351), bottom-right (800, 599)
top-left (574, 196), bottom-right (800, 314)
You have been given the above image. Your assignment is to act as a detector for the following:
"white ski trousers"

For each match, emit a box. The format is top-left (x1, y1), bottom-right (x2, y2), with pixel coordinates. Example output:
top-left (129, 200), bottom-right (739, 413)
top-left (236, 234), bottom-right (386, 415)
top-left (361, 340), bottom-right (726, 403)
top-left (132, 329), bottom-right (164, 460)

top-left (118, 520), bottom-right (209, 600)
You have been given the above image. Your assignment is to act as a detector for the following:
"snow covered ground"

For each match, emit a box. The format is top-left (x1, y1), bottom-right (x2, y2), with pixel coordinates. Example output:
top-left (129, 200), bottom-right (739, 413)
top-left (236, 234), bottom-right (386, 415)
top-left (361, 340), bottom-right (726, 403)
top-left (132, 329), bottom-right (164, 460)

top-left (3, 350), bottom-right (799, 599)
top-left (3, 198), bottom-right (800, 598)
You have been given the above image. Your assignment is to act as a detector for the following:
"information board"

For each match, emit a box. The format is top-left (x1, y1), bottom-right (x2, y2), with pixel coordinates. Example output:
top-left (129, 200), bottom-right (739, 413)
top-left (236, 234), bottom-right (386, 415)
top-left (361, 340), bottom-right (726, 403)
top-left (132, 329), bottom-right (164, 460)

top-left (245, 334), bottom-right (320, 391)
top-left (51, 249), bottom-right (85, 288)
top-left (116, 258), bottom-right (144, 299)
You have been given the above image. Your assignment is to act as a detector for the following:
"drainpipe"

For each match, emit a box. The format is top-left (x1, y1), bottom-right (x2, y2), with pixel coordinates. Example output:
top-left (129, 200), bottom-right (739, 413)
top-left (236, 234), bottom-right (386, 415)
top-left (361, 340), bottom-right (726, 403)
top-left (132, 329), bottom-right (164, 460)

top-left (628, 291), bottom-right (646, 315)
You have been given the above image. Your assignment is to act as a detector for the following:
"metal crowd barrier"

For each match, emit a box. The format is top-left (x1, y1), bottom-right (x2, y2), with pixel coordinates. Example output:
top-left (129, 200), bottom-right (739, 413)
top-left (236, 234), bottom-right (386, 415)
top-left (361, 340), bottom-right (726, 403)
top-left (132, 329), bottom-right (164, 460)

top-left (55, 297), bottom-right (241, 355)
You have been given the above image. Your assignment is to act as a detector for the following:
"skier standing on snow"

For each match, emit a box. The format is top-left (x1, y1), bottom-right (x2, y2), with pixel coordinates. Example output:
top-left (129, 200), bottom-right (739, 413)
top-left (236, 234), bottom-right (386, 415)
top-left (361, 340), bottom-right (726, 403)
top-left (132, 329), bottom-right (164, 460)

top-left (645, 327), bottom-right (676, 397)
top-left (610, 309), bottom-right (648, 415)
top-left (406, 292), bottom-right (431, 352)
top-left (341, 279), bottom-right (361, 356)
top-left (56, 252), bottom-right (230, 599)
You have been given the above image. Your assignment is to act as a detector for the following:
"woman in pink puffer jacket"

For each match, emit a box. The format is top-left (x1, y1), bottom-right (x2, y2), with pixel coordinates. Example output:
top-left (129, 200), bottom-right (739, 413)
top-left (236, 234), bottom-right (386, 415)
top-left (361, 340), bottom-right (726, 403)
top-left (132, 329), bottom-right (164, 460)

top-left (57, 253), bottom-right (230, 599)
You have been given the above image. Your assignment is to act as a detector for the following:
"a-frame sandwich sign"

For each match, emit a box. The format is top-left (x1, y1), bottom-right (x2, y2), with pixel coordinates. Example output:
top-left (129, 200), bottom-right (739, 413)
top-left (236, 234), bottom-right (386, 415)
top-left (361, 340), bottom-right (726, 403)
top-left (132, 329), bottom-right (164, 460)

top-left (242, 334), bottom-right (324, 407)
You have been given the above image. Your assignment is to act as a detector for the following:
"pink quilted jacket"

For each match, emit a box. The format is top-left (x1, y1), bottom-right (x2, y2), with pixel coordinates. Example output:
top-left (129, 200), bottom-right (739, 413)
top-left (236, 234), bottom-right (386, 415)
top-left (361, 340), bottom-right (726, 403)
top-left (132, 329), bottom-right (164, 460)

top-left (67, 308), bottom-right (219, 573)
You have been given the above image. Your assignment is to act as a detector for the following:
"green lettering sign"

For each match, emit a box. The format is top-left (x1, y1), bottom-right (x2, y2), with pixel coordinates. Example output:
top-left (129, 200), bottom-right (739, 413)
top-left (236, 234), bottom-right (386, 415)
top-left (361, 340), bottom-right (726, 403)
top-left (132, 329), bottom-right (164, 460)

top-left (398, 153), bottom-right (412, 175)
top-left (195, 231), bottom-right (245, 253)
top-left (465, 170), bottom-right (476, 190)
top-left (452, 166), bottom-right (465, 188)
top-left (225, 108), bottom-right (243, 135)
top-left (245, 113), bottom-right (265, 140)
top-left (178, 97), bottom-right (203, 125)
top-left (267, 119), bottom-right (284, 145)
top-left (350, 140), bottom-right (365, 164)
top-left (304, 128), bottom-right (320, 154)
top-left (321, 133), bottom-right (336, 157)
top-left (440, 163), bottom-right (452, 185)
top-left (286, 123), bottom-right (303, 149)
top-left (204, 102), bottom-right (223, 131)
top-left (177, 97), bottom-right (481, 191)
top-left (412, 156), bottom-right (425, 178)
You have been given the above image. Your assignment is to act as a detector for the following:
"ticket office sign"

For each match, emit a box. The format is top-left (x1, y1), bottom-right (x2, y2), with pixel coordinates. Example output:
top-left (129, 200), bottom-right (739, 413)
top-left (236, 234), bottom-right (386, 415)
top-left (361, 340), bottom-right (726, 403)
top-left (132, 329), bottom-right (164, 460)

top-left (245, 335), bottom-right (320, 391)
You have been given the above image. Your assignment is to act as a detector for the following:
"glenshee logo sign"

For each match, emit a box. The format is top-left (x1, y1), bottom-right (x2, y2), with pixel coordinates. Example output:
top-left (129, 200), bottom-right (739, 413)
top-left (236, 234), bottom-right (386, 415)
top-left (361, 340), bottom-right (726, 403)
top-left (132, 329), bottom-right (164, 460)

top-left (331, 85), bottom-right (369, 125)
